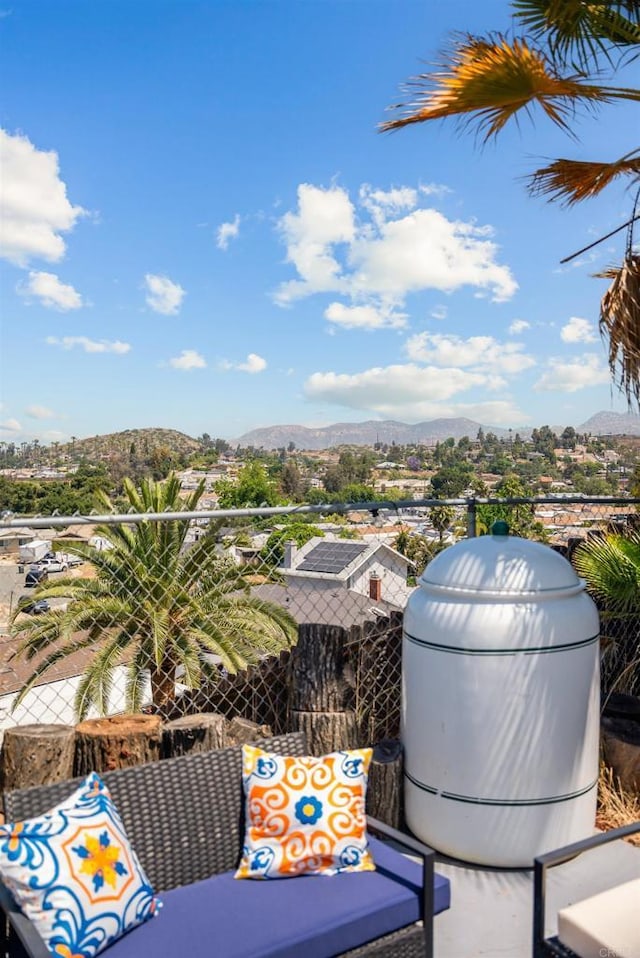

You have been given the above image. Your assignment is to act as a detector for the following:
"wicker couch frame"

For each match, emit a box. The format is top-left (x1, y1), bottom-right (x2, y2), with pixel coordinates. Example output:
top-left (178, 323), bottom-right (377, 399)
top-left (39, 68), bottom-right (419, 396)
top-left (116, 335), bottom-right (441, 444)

top-left (532, 819), bottom-right (640, 957)
top-left (0, 732), bottom-right (437, 958)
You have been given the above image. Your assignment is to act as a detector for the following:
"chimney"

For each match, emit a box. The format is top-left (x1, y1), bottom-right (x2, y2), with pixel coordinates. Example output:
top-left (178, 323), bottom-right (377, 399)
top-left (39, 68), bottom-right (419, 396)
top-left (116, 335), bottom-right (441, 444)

top-left (283, 540), bottom-right (297, 569)
top-left (369, 572), bottom-right (382, 602)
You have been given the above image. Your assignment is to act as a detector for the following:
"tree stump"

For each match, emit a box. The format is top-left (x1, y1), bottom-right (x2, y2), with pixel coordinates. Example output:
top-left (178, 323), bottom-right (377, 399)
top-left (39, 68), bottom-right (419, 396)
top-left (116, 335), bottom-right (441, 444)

top-left (366, 738), bottom-right (403, 829)
top-left (290, 710), bottom-right (359, 757)
top-left (74, 714), bottom-right (162, 776)
top-left (2, 724), bottom-right (76, 791)
top-left (290, 624), bottom-right (355, 713)
top-left (289, 623), bottom-right (359, 755)
top-left (225, 716), bottom-right (272, 747)
top-left (602, 716), bottom-right (640, 794)
top-left (162, 713), bottom-right (228, 758)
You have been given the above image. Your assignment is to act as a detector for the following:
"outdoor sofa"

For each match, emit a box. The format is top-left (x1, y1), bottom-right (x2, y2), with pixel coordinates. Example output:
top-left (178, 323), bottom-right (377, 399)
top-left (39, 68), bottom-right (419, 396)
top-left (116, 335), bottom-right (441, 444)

top-left (533, 819), bottom-right (640, 958)
top-left (0, 731), bottom-right (450, 958)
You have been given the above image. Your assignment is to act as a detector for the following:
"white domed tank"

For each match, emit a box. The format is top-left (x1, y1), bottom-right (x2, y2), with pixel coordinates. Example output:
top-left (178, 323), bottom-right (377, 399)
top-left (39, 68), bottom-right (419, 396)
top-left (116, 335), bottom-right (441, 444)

top-left (402, 522), bottom-right (600, 867)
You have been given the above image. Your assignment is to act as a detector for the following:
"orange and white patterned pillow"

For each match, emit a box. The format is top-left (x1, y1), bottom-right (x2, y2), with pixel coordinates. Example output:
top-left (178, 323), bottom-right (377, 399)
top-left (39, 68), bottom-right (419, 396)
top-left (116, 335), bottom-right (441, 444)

top-left (235, 745), bottom-right (375, 880)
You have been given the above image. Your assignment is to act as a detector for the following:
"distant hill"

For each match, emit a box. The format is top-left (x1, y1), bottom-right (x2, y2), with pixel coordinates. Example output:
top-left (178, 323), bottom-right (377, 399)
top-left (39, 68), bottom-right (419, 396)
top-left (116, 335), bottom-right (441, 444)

top-left (578, 411), bottom-right (640, 436)
top-left (236, 418), bottom-right (509, 450)
top-left (62, 428), bottom-right (201, 459)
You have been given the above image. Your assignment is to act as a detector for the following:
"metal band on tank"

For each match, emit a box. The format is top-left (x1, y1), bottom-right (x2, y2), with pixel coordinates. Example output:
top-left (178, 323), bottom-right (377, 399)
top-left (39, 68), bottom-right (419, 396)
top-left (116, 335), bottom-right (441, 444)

top-left (404, 769), bottom-right (598, 808)
top-left (403, 630), bottom-right (600, 656)
top-left (404, 769), bottom-right (598, 807)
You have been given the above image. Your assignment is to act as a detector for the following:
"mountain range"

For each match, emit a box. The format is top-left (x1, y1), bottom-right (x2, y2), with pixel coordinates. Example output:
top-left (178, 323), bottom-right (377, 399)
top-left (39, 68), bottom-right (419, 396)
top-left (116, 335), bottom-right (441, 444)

top-left (236, 410), bottom-right (640, 450)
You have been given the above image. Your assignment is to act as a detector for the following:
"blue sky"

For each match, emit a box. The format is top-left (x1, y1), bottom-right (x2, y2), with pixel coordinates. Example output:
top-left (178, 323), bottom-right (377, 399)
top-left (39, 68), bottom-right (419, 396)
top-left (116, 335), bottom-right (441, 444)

top-left (1, 0), bottom-right (637, 445)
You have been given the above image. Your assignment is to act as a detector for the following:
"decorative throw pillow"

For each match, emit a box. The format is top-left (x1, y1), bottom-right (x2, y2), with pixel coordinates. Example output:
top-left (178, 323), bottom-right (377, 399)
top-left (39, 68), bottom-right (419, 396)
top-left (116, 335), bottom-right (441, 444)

top-left (0, 772), bottom-right (159, 958)
top-left (235, 744), bottom-right (375, 880)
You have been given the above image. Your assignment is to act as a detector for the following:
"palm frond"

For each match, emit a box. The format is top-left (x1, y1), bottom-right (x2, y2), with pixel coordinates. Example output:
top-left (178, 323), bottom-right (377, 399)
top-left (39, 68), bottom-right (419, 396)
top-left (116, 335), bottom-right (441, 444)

top-left (574, 531), bottom-right (640, 609)
top-left (528, 151), bottom-right (640, 203)
top-left (597, 253), bottom-right (640, 404)
top-left (380, 34), bottom-right (640, 139)
top-left (514, 0), bottom-right (640, 66)
top-left (11, 633), bottom-right (103, 712)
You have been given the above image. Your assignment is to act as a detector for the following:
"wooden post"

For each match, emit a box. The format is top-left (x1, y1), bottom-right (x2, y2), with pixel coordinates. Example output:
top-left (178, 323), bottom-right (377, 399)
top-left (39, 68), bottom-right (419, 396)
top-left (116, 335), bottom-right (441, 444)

top-left (162, 713), bottom-right (228, 758)
top-left (366, 738), bottom-right (404, 829)
top-left (74, 714), bottom-right (162, 776)
top-left (2, 724), bottom-right (76, 791)
top-left (289, 623), bottom-right (359, 755)
top-left (225, 716), bottom-right (272, 747)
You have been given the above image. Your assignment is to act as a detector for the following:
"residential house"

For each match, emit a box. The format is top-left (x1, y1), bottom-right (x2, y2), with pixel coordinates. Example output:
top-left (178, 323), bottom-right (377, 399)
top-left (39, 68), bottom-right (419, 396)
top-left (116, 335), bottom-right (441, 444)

top-left (281, 536), bottom-right (413, 610)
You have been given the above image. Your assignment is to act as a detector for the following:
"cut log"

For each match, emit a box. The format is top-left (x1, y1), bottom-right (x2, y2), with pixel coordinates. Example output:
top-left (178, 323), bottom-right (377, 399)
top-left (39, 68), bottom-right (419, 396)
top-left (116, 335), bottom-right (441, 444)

top-left (74, 714), bottom-right (162, 776)
top-left (2, 724), bottom-right (76, 791)
top-left (162, 713), bottom-right (228, 758)
top-left (225, 717), bottom-right (272, 747)
top-left (290, 710), bottom-right (359, 757)
top-left (289, 624), bottom-right (355, 713)
top-left (602, 716), bottom-right (640, 794)
top-left (366, 738), bottom-right (403, 829)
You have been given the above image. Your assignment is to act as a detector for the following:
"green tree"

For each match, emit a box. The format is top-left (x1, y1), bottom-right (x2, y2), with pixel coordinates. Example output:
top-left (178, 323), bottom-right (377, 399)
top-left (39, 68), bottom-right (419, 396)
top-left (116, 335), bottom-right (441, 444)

top-left (280, 461), bottom-right (306, 500)
top-left (215, 461), bottom-right (280, 508)
top-left (429, 504), bottom-right (456, 544)
top-left (477, 474), bottom-right (549, 541)
top-left (383, 1), bottom-right (640, 402)
top-left (394, 529), bottom-right (440, 578)
top-left (261, 522), bottom-right (325, 566)
top-left (11, 475), bottom-right (296, 717)
top-left (430, 462), bottom-right (474, 498)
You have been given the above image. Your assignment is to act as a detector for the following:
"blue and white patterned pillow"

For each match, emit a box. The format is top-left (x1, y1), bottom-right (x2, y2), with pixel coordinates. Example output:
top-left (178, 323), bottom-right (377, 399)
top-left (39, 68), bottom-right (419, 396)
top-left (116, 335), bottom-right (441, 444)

top-left (0, 772), bottom-right (159, 958)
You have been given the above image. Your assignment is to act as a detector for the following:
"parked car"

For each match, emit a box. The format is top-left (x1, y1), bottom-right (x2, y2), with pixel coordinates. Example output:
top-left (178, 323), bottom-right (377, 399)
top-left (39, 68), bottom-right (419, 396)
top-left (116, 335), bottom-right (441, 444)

top-left (64, 554), bottom-right (84, 567)
top-left (24, 568), bottom-right (48, 587)
top-left (33, 556), bottom-right (69, 572)
top-left (19, 597), bottom-right (50, 615)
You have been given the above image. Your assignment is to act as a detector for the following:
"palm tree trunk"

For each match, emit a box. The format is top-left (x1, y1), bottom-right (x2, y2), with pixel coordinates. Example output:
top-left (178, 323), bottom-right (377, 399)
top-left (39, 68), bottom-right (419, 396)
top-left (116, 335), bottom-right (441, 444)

top-left (150, 658), bottom-right (176, 710)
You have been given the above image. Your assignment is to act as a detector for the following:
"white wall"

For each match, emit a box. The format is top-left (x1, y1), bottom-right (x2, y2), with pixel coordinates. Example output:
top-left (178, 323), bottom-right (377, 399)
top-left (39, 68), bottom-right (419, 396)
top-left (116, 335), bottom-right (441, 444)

top-left (0, 667), bottom-right (151, 742)
top-left (349, 552), bottom-right (411, 607)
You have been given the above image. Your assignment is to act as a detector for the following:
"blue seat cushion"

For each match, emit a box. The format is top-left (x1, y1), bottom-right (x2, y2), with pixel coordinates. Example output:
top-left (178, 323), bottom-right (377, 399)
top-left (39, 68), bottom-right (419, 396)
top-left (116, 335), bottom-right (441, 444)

top-left (106, 836), bottom-right (450, 958)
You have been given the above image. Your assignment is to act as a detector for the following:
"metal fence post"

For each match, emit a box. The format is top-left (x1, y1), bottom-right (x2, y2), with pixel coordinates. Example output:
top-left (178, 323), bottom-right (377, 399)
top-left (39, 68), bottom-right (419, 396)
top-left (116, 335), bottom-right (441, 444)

top-left (466, 498), bottom-right (476, 538)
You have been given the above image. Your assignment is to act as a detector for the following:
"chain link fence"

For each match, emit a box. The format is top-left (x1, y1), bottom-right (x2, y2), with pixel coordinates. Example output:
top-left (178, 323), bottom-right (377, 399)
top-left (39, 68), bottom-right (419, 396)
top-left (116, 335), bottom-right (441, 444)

top-left (0, 495), bottom-right (638, 743)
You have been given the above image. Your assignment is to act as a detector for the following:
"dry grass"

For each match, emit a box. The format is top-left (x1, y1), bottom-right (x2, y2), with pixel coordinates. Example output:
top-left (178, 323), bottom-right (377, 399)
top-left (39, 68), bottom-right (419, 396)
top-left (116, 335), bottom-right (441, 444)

top-left (596, 762), bottom-right (640, 845)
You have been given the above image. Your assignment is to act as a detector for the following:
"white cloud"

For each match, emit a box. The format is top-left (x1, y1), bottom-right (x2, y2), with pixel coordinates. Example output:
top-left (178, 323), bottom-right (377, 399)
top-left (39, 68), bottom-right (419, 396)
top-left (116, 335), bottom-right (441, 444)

top-left (46, 336), bottom-right (131, 354)
top-left (306, 363), bottom-right (491, 407)
top-left (560, 316), bottom-right (597, 344)
top-left (221, 352), bottom-right (267, 374)
top-left (304, 364), bottom-right (526, 421)
top-left (144, 274), bottom-right (185, 315)
top-left (0, 418), bottom-right (21, 434)
top-left (534, 354), bottom-right (610, 392)
top-left (0, 128), bottom-right (86, 266)
top-left (18, 270), bottom-right (84, 310)
top-left (405, 332), bottom-right (535, 375)
top-left (275, 184), bottom-right (355, 304)
top-left (350, 210), bottom-right (516, 303)
top-left (25, 405), bottom-right (56, 419)
top-left (419, 183), bottom-right (451, 198)
top-left (430, 305), bottom-right (448, 321)
top-left (324, 302), bottom-right (407, 330)
top-left (274, 183), bottom-right (517, 311)
top-left (168, 349), bottom-right (207, 371)
top-left (216, 214), bottom-right (241, 250)
top-left (359, 184), bottom-right (418, 226)
top-left (509, 319), bottom-right (530, 334)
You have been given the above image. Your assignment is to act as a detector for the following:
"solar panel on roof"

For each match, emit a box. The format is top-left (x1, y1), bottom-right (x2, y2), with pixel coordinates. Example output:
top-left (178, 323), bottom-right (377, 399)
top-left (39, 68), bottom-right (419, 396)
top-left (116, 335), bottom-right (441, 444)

top-left (297, 541), bottom-right (367, 574)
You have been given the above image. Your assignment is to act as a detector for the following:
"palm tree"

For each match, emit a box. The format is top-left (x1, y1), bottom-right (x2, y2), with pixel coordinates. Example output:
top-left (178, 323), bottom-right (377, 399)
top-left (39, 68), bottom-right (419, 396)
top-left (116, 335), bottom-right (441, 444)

top-left (10, 474), bottom-right (297, 718)
top-left (382, 1), bottom-right (640, 401)
top-left (573, 529), bottom-right (640, 694)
